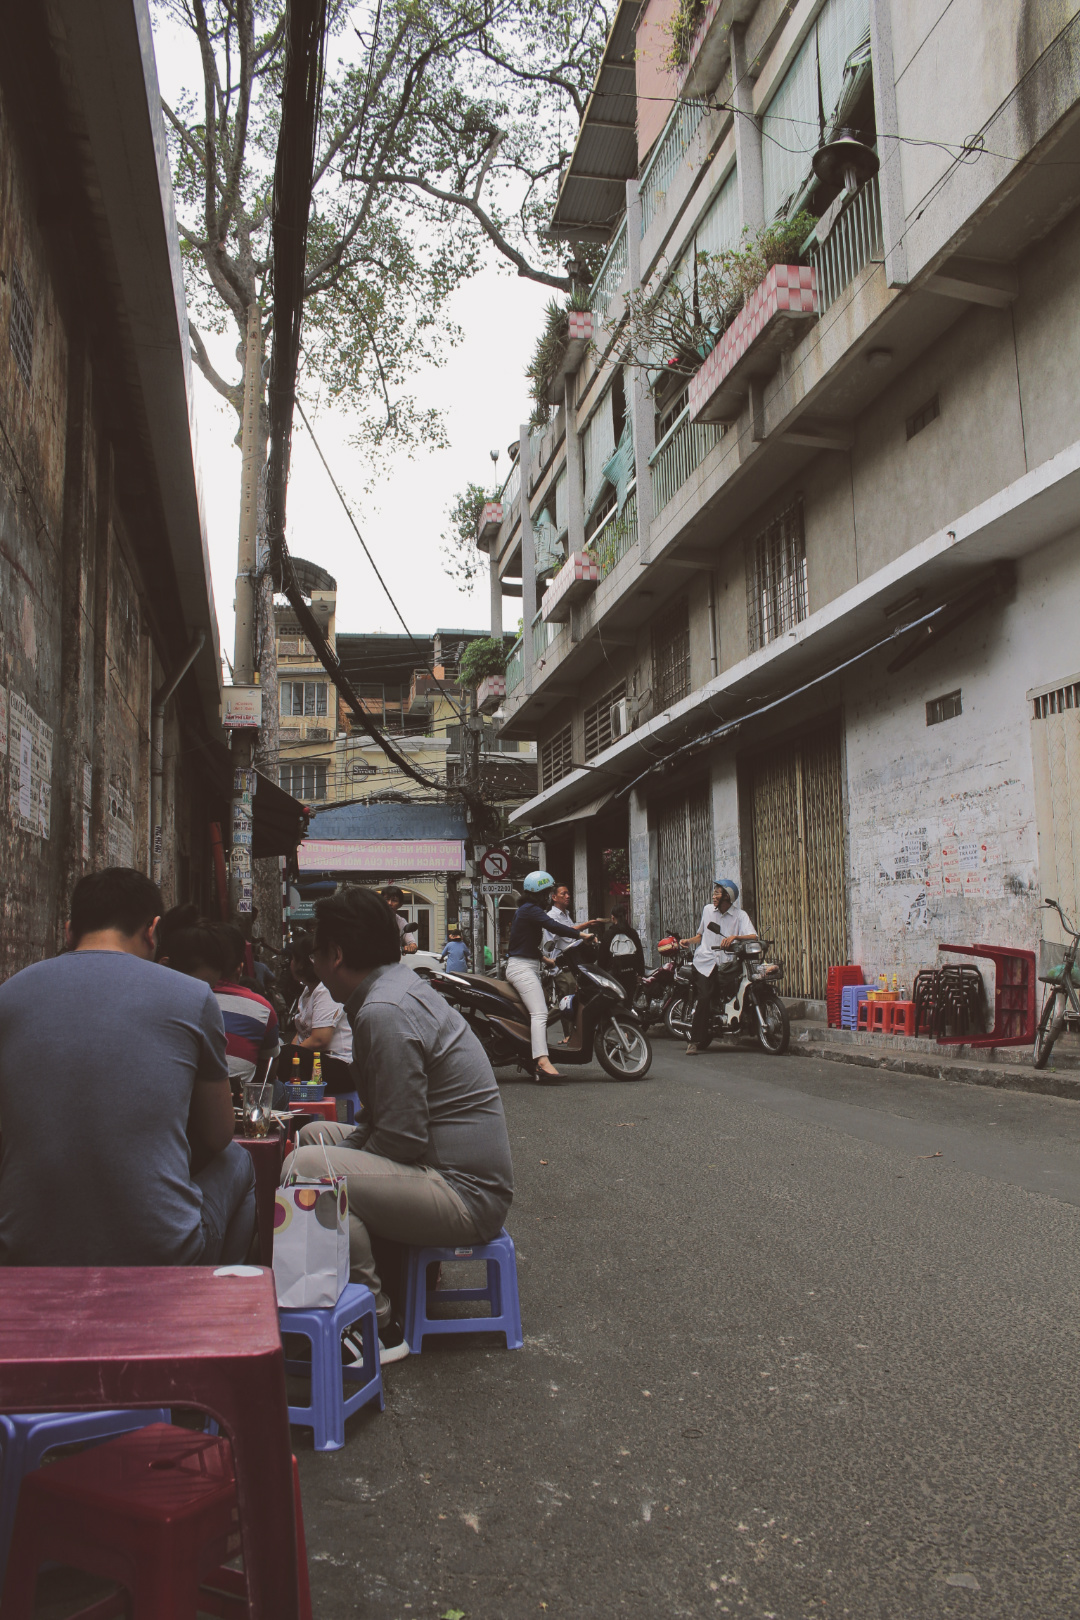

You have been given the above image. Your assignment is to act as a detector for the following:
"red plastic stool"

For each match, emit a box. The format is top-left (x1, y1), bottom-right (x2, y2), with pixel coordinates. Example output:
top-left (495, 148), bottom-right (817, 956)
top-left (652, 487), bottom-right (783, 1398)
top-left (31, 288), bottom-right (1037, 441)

top-left (869, 1000), bottom-right (894, 1033)
top-left (289, 1099), bottom-right (336, 1122)
top-left (857, 1000), bottom-right (871, 1031)
top-left (0, 1423), bottom-right (312, 1620)
top-left (891, 1000), bottom-right (916, 1036)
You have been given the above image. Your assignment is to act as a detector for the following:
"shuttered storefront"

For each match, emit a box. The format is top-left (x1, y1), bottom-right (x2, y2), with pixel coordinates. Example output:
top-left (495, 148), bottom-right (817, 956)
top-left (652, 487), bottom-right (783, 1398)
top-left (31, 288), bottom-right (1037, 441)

top-left (1030, 676), bottom-right (1080, 950)
top-left (656, 784), bottom-right (714, 941)
top-left (745, 719), bottom-right (847, 999)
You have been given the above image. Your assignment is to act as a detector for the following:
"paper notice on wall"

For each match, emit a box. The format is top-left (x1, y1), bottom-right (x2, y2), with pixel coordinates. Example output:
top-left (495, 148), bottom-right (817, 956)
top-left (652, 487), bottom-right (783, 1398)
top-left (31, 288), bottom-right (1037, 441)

top-left (82, 809), bottom-right (92, 862)
top-left (107, 781), bottom-right (135, 868)
top-left (939, 840), bottom-right (1002, 900)
top-left (8, 694), bottom-right (53, 838)
top-left (0, 685), bottom-right (8, 755)
top-left (82, 760), bottom-right (93, 809)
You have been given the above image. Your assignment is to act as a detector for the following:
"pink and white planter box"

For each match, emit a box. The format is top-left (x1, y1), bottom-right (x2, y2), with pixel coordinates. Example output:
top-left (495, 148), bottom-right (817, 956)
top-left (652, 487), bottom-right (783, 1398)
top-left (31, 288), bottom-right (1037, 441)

top-left (545, 310), bottom-right (595, 403)
top-left (476, 674), bottom-right (506, 715)
top-left (689, 265), bottom-right (818, 425)
top-left (541, 551), bottom-right (600, 623)
top-left (476, 502), bottom-right (504, 546)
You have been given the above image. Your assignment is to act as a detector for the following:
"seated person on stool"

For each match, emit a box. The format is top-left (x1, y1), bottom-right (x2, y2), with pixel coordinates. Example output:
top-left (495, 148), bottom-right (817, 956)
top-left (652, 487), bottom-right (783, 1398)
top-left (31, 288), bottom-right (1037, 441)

top-left (0, 868), bottom-right (255, 1266)
top-left (679, 877), bottom-right (757, 1055)
top-left (282, 886), bottom-right (514, 1362)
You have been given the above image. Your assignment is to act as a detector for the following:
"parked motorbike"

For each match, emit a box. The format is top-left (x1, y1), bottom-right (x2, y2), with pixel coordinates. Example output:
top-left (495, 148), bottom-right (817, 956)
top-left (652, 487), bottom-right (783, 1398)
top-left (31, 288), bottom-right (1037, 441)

top-left (430, 939), bottom-right (653, 1080)
top-left (664, 938), bottom-right (790, 1055)
top-left (629, 936), bottom-right (685, 1034)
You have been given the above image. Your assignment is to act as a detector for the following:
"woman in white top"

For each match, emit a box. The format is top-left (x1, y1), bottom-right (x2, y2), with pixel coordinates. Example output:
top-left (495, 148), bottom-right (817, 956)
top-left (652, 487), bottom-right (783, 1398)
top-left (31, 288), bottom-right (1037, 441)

top-left (286, 942), bottom-right (354, 1093)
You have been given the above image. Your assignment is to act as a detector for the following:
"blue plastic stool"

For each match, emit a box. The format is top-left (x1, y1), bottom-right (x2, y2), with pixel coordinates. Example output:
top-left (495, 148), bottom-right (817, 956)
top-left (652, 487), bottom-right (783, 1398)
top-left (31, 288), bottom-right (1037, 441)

top-left (841, 984), bottom-right (870, 1029)
top-left (340, 1091), bottom-right (361, 1125)
top-left (0, 1407), bottom-right (168, 1581)
top-left (404, 1228), bottom-right (523, 1352)
top-left (279, 1282), bottom-right (384, 1452)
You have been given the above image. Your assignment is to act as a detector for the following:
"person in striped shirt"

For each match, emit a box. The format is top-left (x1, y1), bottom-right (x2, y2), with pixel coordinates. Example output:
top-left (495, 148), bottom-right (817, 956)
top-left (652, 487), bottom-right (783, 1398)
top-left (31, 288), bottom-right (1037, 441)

top-left (158, 910), bottom-right (280, 1094)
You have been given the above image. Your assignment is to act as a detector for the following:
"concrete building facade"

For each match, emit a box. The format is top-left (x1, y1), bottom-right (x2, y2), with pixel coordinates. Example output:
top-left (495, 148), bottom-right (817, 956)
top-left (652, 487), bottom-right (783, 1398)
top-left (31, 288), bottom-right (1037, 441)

top-left (486, 0), bottom-right (1080, 999)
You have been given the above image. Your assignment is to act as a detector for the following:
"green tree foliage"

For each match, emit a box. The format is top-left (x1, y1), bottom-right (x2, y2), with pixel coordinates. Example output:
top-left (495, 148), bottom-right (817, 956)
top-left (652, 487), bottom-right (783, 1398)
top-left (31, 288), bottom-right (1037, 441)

top-left (458, 635), bottom-right (508, 685)
top-left (441, 480), bottom-right (496, 586)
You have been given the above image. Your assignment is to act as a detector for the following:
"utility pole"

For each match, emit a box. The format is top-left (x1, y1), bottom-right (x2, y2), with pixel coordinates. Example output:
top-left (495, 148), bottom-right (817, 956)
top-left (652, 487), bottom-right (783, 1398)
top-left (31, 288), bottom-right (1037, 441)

top-left (229, 302), bottom-right (263, 924)
top-left (464, 687), bottom-right (485, 972)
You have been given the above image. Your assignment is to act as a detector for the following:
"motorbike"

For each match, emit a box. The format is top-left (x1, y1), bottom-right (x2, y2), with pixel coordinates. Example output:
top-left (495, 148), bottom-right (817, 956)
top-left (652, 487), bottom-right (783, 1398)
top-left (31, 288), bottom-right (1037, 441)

top-left (628, 936), bottom-right (685, 1034)
top-left (664, 937), bottom-right (790, 1055)
top-left (430, 939), bottom-right (653, 1081)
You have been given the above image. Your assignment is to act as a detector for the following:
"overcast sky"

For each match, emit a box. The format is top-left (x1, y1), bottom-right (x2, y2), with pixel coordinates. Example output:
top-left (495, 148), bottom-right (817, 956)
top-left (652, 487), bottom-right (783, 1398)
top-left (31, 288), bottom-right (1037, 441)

top-left (151, 12), bottom-right (553, 653)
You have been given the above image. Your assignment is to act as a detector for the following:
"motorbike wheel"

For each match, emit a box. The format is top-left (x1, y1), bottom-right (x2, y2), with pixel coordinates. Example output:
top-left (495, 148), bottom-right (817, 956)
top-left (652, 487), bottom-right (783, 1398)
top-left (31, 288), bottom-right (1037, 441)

top-left (664, 995), bottom-right (693, 1042)
top-left (1033, 993), bottom-right (1061, 1070)
top-left (754, 995), bottom-right (790, 1056)
top-left (594, 1017), bottom-right (653, 1080)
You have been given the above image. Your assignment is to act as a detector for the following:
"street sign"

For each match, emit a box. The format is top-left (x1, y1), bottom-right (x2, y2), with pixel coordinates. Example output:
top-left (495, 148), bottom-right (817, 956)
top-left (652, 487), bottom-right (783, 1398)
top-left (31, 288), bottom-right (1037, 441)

top-left (222, 685), bottom-right (263, 729)
top-left (479, 882), bottom-right (514, 895)
top-left (478, 847), bottom-right (511, 880)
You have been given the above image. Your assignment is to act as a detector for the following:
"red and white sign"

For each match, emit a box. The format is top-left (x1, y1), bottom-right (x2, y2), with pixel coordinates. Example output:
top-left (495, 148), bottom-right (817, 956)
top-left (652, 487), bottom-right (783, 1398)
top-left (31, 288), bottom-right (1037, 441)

top-left (222, 685), bottom-right (263, 730)
top-left (478, 846), bottom-right (511, 880)
top-left (298, 839), bottom-right (466, 873)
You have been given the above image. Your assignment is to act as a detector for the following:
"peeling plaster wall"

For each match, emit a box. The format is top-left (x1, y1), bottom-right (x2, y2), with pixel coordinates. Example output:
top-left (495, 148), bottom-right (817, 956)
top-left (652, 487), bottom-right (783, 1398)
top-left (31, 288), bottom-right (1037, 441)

top-left (842, 526), bottom-right (1080, 991)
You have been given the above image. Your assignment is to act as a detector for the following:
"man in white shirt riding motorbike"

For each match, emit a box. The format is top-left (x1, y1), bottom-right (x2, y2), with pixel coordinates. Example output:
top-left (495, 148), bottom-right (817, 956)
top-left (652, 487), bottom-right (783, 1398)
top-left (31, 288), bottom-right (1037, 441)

top-left (679, 878), bottom-right (757, 1055)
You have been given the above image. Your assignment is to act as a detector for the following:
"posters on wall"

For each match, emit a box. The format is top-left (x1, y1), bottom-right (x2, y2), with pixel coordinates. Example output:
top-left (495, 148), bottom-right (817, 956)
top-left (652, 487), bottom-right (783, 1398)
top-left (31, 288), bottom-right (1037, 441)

top-left (875, 825), bottom-right (1006, 910)
top-left (7, 692), bottom-right (52, 839)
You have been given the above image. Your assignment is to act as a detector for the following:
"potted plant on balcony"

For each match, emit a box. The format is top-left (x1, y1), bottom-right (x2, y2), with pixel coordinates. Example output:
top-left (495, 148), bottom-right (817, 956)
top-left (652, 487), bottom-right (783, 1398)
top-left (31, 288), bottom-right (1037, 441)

top-left (459, 636), bottom-right (508, 715)
top-left (526, 287), bottom-right (595, 425)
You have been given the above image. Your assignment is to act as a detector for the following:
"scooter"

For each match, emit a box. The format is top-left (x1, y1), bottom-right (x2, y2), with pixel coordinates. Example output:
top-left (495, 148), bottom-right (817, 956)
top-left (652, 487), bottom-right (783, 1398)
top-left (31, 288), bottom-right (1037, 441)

top-left (430, 939), bottom-right (653, 1081)
top-left (664, 937), bottom-right (790, 1054)
top-left (629, 936), bottom-right (685, 1033)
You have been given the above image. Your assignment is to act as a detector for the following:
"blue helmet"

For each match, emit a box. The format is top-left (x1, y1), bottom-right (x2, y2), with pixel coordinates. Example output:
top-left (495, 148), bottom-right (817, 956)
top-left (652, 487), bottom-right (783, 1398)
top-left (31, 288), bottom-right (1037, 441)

top-left (714, 877), bottom-right (739, 904)
top-left (523, 870), bottom-right (556, 896)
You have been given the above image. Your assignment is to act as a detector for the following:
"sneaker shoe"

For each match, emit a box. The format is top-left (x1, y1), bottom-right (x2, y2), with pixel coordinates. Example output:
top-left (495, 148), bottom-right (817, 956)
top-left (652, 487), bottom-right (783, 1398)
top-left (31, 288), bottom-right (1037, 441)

top-left (342, 1319), bottom-right (410, 1367)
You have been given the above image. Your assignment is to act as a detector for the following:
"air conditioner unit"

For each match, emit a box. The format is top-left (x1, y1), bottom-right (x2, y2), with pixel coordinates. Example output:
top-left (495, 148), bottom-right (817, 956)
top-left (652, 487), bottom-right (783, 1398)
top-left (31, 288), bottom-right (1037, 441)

top-left (610, 698), bottom-right (632, 739)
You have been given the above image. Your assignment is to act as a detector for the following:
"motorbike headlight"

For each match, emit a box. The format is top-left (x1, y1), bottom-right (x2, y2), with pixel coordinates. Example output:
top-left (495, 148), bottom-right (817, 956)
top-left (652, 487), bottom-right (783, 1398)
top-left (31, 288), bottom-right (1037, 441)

top-left (584, 968), bottom-right (627, 1000)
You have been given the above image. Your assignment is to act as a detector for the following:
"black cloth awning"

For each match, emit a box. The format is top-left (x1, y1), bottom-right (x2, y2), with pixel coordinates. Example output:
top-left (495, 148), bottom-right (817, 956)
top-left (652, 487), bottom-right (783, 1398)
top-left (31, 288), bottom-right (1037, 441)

top-left (196, 734), bottom-right (309, 859)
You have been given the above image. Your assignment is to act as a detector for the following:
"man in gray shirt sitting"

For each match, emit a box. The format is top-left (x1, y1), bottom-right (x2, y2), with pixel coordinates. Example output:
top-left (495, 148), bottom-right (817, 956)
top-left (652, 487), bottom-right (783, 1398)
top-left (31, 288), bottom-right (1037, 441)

top-left (285, 886), bottom-right (514, 1361)
top-left (0, 868), bottom-right (255, 1267)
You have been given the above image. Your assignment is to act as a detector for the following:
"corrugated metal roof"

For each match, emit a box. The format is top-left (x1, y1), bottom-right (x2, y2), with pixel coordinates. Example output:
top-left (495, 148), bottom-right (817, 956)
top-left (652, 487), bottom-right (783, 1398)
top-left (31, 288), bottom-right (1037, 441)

top-left (550, 0), bottom-right (640, 241)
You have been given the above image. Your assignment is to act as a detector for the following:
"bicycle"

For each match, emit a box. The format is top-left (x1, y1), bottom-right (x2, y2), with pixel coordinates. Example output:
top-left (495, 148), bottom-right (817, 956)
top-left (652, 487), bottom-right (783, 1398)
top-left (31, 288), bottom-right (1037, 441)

top-left (1033, 898), bottom-right (1080, 1070)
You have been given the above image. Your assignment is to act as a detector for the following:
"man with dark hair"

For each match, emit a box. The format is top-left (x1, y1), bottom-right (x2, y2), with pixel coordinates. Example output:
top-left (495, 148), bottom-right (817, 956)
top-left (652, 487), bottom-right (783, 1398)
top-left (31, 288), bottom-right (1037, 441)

top-left (283, 884), bottom-right (514, 1362)
top-left (0, 868), bottom-right (255, 1267)
top-left (382, 885), bottom-right (418, 955)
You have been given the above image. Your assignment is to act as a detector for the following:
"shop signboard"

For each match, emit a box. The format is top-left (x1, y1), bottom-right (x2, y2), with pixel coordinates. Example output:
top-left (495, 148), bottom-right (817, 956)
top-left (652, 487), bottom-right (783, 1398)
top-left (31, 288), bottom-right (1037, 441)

top-left (298, 838), bottom-right (466, 873)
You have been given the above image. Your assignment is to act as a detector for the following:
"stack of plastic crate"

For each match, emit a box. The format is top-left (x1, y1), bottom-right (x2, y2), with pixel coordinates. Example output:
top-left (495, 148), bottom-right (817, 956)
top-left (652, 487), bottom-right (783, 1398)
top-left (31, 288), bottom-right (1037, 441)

top-left (841, 984), bottom-right (871, 1029)
top-left (827, 965), bottom-right (865, 1028)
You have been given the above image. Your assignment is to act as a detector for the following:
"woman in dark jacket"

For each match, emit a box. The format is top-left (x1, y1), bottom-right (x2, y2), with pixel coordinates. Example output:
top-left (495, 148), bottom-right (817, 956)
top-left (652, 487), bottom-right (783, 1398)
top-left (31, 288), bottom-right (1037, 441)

top-left (505, 871), bottom-right (593, 1081)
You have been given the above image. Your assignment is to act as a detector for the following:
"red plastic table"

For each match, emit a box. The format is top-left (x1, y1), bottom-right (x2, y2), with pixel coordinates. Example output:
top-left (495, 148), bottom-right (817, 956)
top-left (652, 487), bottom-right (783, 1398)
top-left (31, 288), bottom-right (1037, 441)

top-left (235, 1129), bottom-right (286, 1263)
top-left (0, 1267), bottom-right (298, 1619)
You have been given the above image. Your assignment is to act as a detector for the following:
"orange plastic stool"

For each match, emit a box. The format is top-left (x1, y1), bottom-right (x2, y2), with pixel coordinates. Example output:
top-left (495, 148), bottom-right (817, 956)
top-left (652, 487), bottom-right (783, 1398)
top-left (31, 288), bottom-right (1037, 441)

top-left (869, 1000), bottom-right (894, 1033)
top-left (289, 1099), bottom-right (336, 1122)
top-left (0, 1423), bottom-right (312, 1620)
top-left (891, 1000), bottom-right (916, 1036)
top-left (856, 1000), bottom-right (871, 1031)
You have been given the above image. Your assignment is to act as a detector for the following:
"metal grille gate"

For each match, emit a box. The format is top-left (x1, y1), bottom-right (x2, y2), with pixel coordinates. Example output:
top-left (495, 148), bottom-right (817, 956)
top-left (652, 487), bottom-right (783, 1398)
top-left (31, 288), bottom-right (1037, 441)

top-left (747, 721), bottom-right (846, 999)
top-left (657, 785), bottom-right (714, 941)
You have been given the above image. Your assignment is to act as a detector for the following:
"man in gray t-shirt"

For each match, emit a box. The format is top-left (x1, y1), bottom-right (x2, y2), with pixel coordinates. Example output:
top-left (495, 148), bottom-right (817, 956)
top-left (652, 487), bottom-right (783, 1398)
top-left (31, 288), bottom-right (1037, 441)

top-left (284, 885), bottom-right (513, 1361)
top-left (0, 868), bottom-right (255, 1267)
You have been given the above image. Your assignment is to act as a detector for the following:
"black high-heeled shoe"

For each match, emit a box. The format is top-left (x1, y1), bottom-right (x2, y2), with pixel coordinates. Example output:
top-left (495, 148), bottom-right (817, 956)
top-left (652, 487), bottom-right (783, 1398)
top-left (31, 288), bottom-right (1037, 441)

top-left (534, 1062), bottom-right (562, 1085)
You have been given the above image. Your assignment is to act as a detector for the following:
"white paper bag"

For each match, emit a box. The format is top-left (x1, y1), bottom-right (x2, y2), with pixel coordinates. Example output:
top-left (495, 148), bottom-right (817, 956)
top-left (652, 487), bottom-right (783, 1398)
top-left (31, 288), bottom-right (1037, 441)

top-left (272, 1174), bottom-right (349, 1308)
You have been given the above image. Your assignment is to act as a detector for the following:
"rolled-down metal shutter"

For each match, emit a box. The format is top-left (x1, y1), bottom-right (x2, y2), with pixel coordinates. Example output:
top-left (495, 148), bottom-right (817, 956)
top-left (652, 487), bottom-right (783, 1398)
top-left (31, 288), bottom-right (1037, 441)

top-left (747, 720), bottom-right (846, 998)
top-left (657, 784), bottom-right (714, 941)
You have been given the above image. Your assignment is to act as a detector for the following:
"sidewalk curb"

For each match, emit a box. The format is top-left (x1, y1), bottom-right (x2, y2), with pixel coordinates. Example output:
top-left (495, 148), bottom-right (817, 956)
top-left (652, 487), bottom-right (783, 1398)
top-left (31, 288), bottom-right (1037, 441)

top-left (794, 1038), bottom-right (1080, 1101)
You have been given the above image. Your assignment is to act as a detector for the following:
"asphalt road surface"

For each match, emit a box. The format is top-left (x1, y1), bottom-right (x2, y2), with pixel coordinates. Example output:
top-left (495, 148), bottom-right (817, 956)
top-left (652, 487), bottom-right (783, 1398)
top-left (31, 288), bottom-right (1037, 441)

top-left (297, 1041), bottom-right (1080, 1620)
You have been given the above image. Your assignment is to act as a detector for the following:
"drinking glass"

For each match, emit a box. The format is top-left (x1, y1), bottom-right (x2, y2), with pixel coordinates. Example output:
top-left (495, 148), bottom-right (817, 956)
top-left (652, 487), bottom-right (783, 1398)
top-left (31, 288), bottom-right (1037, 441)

top-left (242, 1078), bottom-right (273, 1138)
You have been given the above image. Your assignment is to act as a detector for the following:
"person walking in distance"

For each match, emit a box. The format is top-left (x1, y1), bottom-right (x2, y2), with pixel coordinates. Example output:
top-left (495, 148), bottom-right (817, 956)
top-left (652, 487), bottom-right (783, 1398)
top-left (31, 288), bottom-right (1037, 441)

top-left (506, 873), bottom-right (594, 1081)
top-left (680, 879), bottom-right (757, 1054)
top-left (382, 886), bottom-right (418, 955)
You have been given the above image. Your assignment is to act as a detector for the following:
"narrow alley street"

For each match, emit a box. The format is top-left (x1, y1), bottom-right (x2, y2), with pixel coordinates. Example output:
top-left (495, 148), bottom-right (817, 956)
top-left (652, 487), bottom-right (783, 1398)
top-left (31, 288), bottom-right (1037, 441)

top-left (300, 1049), bottom-right (1080, 1620)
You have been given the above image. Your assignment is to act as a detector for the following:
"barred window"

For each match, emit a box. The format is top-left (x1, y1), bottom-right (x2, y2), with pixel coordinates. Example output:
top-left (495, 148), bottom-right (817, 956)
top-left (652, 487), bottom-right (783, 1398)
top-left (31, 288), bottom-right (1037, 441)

top-left (1032, 681), bottom-right (1080, 719)
top-left (584, 682), bottom-right (626, 760)
top-left (747, 501), bottom-right (808, 653)
top-left (540, 723), bottom-right (574, 791)
top-left (280, 680), bottom-right (328, 717)
top-left (279, 761), bottom-right (327, 800)
top-left (652, 598), bottom-right (691, 710)
top-left (926, 690), bottom-right (962, 726)
top-left (8, 263), bottom-right (33, 390)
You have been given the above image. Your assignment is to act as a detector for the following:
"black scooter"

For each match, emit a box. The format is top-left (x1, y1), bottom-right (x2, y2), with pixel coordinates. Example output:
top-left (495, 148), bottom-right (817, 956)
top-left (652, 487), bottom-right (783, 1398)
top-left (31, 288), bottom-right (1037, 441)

top-left (430, 939), bottom-right (653, 1081)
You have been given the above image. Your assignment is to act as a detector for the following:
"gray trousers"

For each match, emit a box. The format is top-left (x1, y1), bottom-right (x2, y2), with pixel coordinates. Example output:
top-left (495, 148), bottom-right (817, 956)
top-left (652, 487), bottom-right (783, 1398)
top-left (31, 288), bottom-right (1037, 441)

top-left (283, 1121), bottom-right (479, 1325)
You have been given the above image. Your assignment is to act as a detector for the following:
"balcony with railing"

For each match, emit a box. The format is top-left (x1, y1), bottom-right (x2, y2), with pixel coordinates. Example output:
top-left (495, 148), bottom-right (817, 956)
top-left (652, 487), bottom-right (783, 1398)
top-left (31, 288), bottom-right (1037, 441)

top-left (810, 175), bottom-right (883, 313)
top-left (650, 407), bottom-right (726, 515)
top-left (505, 636), bottom-right (524, 693)
top-left (591, 486), bottom-right (638, 579)
top-left (532, 611), bottom-right (559, 662)
top-left (639, 98), bottom-right (707, 237)
top-left (589, 218), bottom-right (629, 324)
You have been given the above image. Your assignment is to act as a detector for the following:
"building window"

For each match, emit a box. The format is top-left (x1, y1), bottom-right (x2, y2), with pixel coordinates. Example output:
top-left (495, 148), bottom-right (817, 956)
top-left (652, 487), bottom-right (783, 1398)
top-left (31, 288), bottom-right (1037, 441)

top-left (652, 599), bottom-right (691, 711)
top-left (540, 723), bottom-right (574, 791)
top-left (747, 501), bottom-right (808, 653)
top-left (926, 690), bottom-right (962, 726)
top-left (906, 395), bottom-right (939, 440)
top-left (281, 680), bottom-right (328, 717)
top-left (279, 760), bottom-right (327, 800)
top-left (8, 262), bottom-right (33, 390)
top-left (1032, 681), bottom-right (1080, 719)
top-left (583, 682), bottom-right (626, 760)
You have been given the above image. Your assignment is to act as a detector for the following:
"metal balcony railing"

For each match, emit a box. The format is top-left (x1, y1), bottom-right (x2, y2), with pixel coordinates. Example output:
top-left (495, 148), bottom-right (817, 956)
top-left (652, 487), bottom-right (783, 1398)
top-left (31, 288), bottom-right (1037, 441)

top-left (649, 408), bottom-right (725, 514)
top-left (589, 218), bottom-right (629, 323)
top-left (591, 486), bottom-right (638, 579)
top-left (505, 637), bottom-right (524, 692)
top-left (532, 610), bottom-right (559, 662)
top-left (639, 99), bottom-right (707, 237)
top-left (810, 174), bottom-right (883, 313)
top-left (501, 457), bottom-right (521, 516)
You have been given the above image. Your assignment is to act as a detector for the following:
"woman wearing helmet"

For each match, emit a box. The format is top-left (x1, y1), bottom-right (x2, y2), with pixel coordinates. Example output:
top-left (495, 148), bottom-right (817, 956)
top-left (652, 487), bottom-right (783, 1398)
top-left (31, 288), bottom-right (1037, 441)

top-left (506, 873), bottom-right (594, 1081)
top-left (679, 878), bottom-right (757, 1054)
